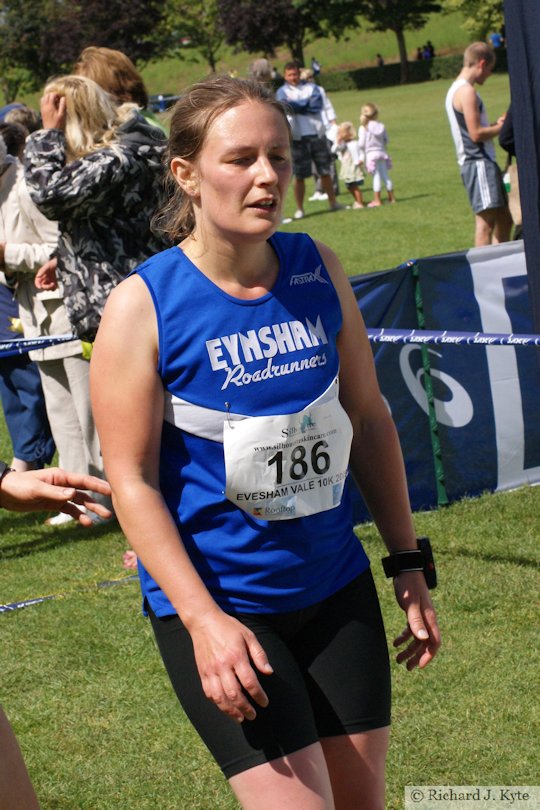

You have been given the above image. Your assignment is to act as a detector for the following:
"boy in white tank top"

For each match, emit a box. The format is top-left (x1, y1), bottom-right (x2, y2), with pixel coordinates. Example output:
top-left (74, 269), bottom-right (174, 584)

top-left (445, 41), bottom-right (512, 246)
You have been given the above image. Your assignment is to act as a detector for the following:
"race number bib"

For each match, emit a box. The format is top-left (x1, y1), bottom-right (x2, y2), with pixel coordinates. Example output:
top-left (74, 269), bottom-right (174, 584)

top-left (224, 396), bottom-right (353, 520)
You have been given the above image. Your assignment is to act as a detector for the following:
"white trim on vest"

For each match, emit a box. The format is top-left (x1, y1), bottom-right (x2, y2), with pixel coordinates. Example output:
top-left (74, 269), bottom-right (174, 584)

top-left (163, 375), bottom-right (340, 443)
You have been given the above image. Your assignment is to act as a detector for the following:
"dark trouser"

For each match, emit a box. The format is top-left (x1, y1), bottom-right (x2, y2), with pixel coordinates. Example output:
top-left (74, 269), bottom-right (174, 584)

top-left (0, 355), bottom-right (55, 465)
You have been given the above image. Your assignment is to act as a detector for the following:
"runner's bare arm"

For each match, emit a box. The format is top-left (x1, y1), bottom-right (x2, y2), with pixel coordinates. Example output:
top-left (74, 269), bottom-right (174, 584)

top-left (315, 241), bottom-right (441, 668)
top-left (91, 276), bottom-right (273, 720)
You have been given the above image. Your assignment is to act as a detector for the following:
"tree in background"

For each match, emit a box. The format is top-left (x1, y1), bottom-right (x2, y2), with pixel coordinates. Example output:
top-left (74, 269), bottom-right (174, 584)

top-left (163, 0), bottom-right (225, 73)
top-left (443, 0), bottom-right (504, 40)
top-left (356, 0), bottom-right (442, 83)
top-left (0, 0), bottom-right (168, 101)
top-left (218, 0), bottom-right (359, 67)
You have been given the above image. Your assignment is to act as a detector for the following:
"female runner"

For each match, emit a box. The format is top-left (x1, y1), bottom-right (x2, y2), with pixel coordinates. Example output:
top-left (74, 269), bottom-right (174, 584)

top-left (91, 75), bottom-right (440, 810)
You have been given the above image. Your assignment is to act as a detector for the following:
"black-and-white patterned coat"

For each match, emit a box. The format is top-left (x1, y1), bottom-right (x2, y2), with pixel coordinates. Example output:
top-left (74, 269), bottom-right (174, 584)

top-left (24, 112), bottom-right (169, 341)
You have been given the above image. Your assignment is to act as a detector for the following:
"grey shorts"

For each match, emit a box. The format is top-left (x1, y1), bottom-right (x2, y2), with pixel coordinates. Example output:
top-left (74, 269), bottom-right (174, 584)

top-left (292, 135), bottom-right (333, 179)
top-left (461, 158), bottom-right (508, 214)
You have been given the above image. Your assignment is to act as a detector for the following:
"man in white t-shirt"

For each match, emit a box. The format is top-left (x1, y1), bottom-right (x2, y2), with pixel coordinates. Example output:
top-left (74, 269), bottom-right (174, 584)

top-left (276, 63), bottom-right (344, 219)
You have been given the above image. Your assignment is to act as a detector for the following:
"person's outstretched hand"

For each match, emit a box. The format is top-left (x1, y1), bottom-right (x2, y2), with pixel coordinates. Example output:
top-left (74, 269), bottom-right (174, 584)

top-left (393, 571), bottom-right (441, 670)
top-left (0, 468), bottom-right (112, 526)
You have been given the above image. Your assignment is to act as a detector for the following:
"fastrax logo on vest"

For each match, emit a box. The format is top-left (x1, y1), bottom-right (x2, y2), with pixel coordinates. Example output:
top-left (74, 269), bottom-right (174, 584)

top-left (289, 265), bottom-right (328, 286)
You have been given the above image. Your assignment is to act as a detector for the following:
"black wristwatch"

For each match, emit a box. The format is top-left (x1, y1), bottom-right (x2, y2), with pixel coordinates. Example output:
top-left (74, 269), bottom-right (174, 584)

top-left (381, 536), bottom-right (437, 589)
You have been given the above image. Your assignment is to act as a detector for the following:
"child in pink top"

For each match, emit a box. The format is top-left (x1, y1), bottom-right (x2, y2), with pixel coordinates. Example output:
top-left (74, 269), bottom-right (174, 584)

top-left (358, 103), bottom-right (396, 207)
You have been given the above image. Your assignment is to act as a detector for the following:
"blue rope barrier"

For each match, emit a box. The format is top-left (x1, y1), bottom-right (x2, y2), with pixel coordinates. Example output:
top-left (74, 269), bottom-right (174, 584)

top-left (366, 328), bottom-right (540, 346)
top-left (0, 574), bottom-right (138, 614)
top-left (0, 334), bottom-right (77, 357)
top-left (2, 330), bottom-right (539, 359)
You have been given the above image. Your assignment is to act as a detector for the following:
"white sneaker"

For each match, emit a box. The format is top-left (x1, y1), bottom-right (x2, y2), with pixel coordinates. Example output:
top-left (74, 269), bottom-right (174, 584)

top-left (308, 192), bottom-right (328, 202)
top-left (44, 511), bottom-right (75, 527)
top-left (293, 209), bottom-right (305, 220)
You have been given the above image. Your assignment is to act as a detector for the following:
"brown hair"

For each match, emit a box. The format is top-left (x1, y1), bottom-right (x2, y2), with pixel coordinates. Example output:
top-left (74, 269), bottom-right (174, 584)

top-left (74, 46), bottom-right (149, 108)
top-left (463, 42), bottom-right (496, 69)
top-left (154, 74), bottom-right (290, 243)
top-left (0, 122), bottom-right (27, 158)
top-left (4, 104), bottom-right (41, 133)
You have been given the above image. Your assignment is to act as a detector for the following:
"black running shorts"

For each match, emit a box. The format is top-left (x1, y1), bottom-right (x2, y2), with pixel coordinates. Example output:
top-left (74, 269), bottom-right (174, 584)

top-left (148, 568), bottom-right (391, 779)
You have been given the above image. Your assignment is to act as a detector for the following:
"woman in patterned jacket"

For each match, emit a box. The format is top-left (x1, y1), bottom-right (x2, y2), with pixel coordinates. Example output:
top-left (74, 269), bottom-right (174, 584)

top-left (23, 74), bottom-right (169, 343)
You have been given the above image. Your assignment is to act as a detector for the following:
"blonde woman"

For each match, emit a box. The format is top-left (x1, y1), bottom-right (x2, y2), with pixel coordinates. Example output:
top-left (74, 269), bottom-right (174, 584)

top-left (358, 103), bottom-right (396, 207)
top-left (23, 75), bottom-right (168, 343)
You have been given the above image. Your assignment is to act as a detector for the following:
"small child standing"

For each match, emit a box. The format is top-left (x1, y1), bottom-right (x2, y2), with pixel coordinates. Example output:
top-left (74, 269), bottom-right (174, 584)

top-left (334, 121), bottom-right (365, 209)
top-left (358, 103), bottom-right (396, 207)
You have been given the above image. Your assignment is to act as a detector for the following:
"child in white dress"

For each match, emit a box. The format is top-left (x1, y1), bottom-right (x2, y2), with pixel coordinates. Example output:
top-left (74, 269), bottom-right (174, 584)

top-left (334, 121), bottom-right (365, 209)
top-left (358, 103), bottom-right (396, 207)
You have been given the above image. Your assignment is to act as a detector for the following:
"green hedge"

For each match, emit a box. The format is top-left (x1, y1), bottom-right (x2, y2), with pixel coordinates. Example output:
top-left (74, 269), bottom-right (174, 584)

top-left (319, 49), bottom-right (508, 93)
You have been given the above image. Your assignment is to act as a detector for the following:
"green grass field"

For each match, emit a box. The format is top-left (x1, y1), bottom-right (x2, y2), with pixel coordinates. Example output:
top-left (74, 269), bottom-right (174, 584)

top-left (2, 28), bottom-right (539, 810)
top-left (2, 477), bottom-right (538, 809)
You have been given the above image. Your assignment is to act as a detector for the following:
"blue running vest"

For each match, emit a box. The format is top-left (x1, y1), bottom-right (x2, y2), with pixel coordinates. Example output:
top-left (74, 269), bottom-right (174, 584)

top-left (135, 231), bottom-right (369, 615)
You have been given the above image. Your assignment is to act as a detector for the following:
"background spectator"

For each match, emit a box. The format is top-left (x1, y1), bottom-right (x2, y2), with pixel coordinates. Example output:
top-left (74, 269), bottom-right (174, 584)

top-left (0, 121), bottom-right (106, 526)
top-left (445, 41), bottom-right (511, 246)
top-left (73, 46), bottom-right (166, 133)
top-left (24, 75), bottom-right (169, 343)
top-left (359, 102), bottom-right (396, 207)
top-left (276, 61), bottom-right (344, 218)
top-left (248, 58), bottom-right (274, 86)
top-left (0, 132), bottom-right (55, 474)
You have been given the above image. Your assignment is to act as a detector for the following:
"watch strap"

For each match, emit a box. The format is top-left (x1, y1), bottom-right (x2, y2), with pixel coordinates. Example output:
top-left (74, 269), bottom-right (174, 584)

top-left (382, 549), bottom-right (423, 578)
top-left (381, 537), bottom-right (437, 589)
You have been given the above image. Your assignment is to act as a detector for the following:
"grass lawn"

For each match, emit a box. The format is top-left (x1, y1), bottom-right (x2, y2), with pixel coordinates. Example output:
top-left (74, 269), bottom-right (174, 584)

top-left (2, 482), bottom-right (538, 809)
top-left (2, 43), bottom-right (538, 810)
top-left (275, 74), bottom-right (511, 274)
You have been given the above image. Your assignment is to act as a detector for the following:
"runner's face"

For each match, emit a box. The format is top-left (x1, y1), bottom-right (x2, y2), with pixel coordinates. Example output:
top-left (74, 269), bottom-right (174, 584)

top-left (184, 101), bottom-right (292, 244)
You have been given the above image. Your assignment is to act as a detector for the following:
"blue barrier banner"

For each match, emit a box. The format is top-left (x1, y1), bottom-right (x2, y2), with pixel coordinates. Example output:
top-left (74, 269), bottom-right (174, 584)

top-left (350, 240), bottom-right (540, 521)
top-left (350, 263), bottom-right (438, 519)
top-left (5, 242), bottom-right (538, 524)
top-left (418, 241), bottom-right (540, 497)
